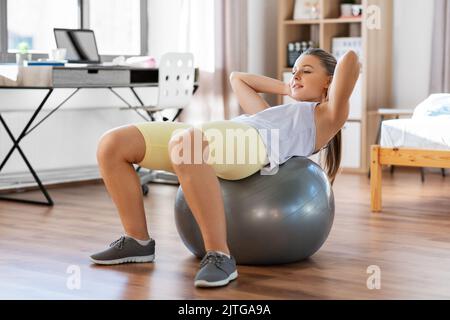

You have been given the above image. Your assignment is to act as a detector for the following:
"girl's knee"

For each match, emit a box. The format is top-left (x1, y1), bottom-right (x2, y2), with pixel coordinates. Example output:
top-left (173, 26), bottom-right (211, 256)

top-left (97, 130), bottom-right (121, 164)
top-left (97, 126), bottom-right (145, 165)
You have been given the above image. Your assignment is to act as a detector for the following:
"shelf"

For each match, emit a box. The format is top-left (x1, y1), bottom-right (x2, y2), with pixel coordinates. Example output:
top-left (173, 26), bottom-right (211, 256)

top-left (284, 17), bottom-right (363, 25)
top-left (284, 19), bottom-right (321, 25)
top-left (323, 17), bottom-right (363, 24)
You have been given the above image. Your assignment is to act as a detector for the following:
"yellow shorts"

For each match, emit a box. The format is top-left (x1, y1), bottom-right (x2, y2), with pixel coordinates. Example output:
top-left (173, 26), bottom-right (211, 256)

top-left (133, 121), bottom-right (269, 181)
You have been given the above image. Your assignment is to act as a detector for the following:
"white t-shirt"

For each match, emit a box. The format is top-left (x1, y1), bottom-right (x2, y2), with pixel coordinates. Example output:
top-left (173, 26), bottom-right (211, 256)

top-left (230, 101), bottom-right (320, 173)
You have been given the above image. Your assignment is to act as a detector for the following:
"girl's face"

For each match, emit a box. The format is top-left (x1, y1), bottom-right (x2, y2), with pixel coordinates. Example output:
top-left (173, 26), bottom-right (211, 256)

top-left (289, 55), bottom-right (332, 102)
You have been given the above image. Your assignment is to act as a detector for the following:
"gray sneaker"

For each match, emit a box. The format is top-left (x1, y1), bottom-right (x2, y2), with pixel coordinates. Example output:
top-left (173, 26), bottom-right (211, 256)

top-left (90, 236), bottom-right (155, 265)
top-left (194, 251), bottom-right (238, 288)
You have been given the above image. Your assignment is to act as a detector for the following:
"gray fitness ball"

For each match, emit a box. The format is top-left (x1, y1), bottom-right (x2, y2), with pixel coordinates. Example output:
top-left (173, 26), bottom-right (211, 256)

top-left (174, 157), bottom-right (334, 265)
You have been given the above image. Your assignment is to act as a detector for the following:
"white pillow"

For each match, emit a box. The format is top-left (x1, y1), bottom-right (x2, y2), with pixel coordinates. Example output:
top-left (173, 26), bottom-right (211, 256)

top-left (412, 94), bottom-right (450, 119)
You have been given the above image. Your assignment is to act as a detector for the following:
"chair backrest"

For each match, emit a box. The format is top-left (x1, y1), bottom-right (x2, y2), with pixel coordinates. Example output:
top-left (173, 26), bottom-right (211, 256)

top-left (157, 52), bottom-right (195, 109)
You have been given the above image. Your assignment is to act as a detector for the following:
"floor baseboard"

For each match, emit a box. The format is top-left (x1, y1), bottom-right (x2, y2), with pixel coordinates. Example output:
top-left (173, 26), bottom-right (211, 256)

top-left (0, 165), bottom-right (102, 193)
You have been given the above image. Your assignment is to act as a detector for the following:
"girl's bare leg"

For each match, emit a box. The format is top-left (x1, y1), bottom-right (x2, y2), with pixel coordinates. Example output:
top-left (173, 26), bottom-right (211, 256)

top-left (169, 128), bottom-right (230, 255)
top-left (96, 125), bottom-right (150, 240)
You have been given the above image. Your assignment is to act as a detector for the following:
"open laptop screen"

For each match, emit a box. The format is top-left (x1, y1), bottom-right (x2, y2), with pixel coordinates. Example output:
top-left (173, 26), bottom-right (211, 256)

top-left (54, 29), bottom-right (101, 63)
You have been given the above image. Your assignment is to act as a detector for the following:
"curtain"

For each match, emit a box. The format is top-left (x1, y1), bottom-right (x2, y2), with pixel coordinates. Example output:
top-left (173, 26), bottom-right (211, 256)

top-left (148, 0), bottom-right (248, 124)
top-left (217, 0), bottom-right (248, 120)
top-left (430, 0), bottom-right (450, 93)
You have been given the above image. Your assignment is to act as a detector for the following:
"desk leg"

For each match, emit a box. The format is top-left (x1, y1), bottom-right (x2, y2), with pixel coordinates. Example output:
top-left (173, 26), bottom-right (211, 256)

top-left (0, 89), bottom-right (54, 206)
top-left (129, 87), bottom-right (155, 121)
top-left (109, 87), bottom-right (150, 122)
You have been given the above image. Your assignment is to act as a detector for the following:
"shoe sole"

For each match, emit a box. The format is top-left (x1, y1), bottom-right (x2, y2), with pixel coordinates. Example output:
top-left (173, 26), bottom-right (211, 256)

top-left (194, 270), bottom-right (238, 288)
top-left (90, 254), bottom-right (155, 265)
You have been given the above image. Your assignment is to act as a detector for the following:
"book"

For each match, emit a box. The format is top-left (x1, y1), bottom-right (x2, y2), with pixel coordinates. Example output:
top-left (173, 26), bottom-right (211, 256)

top-left (25, 60), bottom-right (67, 67)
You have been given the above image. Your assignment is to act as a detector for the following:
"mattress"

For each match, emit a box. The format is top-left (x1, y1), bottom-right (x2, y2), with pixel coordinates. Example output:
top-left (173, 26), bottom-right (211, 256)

top-left (380, 118), bottom-right (450, 151)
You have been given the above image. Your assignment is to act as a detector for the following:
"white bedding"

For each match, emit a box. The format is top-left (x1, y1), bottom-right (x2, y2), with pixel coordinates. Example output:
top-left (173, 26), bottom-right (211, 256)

top-left (380, 94), bottom-right (450, 150)
top-left (381, 117), bottom-right (450, 150)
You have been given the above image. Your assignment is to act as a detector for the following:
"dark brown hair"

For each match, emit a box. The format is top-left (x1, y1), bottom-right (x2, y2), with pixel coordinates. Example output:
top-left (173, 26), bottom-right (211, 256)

top-left (300, 48), bottom-right (341, 185)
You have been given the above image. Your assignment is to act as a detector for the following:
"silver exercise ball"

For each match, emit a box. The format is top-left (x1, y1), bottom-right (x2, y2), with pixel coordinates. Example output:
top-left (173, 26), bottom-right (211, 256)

top-left (174, 157), bottom-right (334, 265)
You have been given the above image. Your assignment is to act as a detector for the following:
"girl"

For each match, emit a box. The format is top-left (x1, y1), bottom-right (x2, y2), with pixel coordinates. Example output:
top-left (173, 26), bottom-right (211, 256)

top-left (90, 48), bottom-right (360, 288)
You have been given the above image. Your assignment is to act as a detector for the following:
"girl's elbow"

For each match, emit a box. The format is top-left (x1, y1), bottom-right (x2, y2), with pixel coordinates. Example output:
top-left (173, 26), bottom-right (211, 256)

top-left (341, 51), bottom-right (361, 73)
top-left (230, 71), bottom-right (244, 83)
top-left (344, 50), bottom-right (358, 61)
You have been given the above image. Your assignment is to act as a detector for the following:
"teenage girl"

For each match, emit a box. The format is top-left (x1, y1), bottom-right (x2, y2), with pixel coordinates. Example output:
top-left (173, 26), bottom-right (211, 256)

top-left (90, 48), bottom-right (360, 288)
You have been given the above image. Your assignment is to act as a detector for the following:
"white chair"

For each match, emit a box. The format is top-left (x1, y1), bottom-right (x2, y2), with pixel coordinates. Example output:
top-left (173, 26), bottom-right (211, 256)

top-left (135, 52), bottom-right (195, 195)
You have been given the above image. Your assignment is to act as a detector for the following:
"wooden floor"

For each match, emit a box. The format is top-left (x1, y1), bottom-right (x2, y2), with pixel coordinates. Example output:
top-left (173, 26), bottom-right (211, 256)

top-left (1, 168), bottom-right (450, 299)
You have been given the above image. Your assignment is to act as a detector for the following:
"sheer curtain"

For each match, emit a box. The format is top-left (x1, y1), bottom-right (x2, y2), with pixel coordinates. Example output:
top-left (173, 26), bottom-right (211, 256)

top-left (148, 0), bottom-right (248, 124)
top-left (430, 0), bottom-right (450, 93)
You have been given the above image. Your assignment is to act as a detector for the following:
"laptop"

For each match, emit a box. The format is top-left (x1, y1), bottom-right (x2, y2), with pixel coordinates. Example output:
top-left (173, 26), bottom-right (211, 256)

top-left (54, 28), bottom-right (102, 64)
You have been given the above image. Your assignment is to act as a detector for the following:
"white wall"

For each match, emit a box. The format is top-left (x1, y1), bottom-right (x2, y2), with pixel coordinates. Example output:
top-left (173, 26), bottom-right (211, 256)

top-left (247, 0), bottom-right (278, 106)
top-left (392, 0), bottom-right (434, 108)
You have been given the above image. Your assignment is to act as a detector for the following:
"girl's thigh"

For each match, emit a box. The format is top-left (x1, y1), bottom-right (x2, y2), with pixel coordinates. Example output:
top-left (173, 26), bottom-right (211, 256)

top-left (133, 121), bottom-right (192, 173)
top-left (198, 121), bottom-right (269, 180)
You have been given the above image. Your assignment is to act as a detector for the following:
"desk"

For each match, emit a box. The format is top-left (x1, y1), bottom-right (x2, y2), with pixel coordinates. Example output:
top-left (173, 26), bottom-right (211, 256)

top-left (0, 65), bottom-right (199, 206)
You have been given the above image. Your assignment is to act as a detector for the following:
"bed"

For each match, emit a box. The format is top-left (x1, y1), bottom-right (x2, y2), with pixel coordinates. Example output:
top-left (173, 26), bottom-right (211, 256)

top-left (371, 94), bottom-right (450, 212)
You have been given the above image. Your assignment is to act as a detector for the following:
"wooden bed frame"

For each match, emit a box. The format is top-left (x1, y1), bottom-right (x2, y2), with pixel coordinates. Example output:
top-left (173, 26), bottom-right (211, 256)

top-left (370, 145), bottom-right (450, 212)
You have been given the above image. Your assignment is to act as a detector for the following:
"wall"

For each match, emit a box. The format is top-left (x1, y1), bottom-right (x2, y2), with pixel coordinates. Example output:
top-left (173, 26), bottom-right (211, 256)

top-left (392, 0), bottom-right (434, 108)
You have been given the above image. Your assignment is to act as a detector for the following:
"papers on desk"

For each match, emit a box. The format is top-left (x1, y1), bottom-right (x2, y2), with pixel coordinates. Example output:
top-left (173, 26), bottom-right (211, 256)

top-left (0, 65), bottom-right (19, 82)
top-left (0, 64), bottom-right (53, 87)
top-left (64, 63), bottom-right (90, 68)
top-left (111, 56), bottom-right (157, 68)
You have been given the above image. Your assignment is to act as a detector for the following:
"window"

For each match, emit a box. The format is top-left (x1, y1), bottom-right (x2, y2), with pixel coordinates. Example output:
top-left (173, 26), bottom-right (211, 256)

top-left (7, 0), bottom-right (79, 53)
top-left (1, 0), bottom-right (146, 57)
top-left (88, 0), bottom-right (141, 55)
